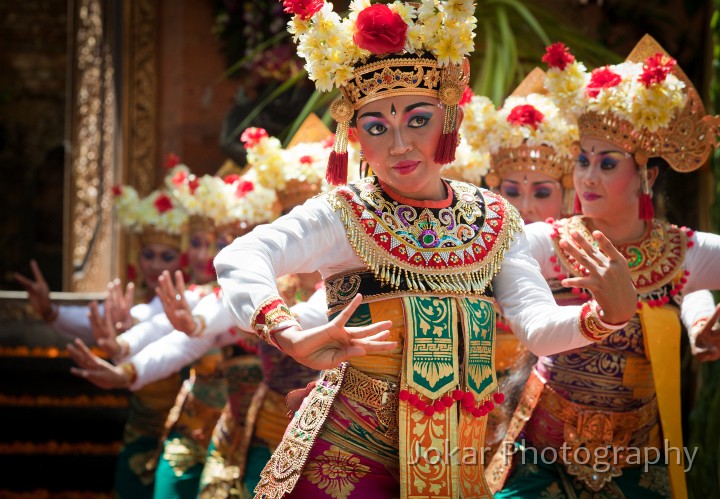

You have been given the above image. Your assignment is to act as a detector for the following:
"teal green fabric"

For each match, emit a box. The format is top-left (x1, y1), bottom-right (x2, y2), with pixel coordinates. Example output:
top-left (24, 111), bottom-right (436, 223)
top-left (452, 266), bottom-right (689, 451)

top-left (496, 458), bottom-right (671, 498)
top-left (114, 434), bottom-right (158, 499)
top-left (243, 443), bottom-right (273, 495)
top-left (153, 431), bottom-right (206, 499)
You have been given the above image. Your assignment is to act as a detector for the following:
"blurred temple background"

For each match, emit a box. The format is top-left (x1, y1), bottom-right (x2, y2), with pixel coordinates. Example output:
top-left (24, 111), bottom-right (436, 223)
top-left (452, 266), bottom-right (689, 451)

top-left (0, 0), bottom-right (718, 496)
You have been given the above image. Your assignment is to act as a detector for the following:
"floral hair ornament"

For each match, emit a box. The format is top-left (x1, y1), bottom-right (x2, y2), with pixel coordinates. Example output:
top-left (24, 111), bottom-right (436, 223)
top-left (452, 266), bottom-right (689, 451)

top-left (284, 0), bottom-right (477, 184)
top-left (240, 113), bottom-right (337, 212)
top-left (543, 36), bottom-right (720, 221)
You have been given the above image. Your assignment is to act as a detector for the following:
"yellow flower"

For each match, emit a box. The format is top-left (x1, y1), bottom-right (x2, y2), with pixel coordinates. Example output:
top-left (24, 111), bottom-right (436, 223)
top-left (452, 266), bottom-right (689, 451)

top-left (432, 33), bottom-right (464, 66)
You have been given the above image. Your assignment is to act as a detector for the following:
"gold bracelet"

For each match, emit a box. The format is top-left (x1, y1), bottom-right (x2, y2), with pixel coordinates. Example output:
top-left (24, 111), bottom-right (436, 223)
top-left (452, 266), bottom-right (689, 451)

top-left (190, 314), bottom-right (207, 337)
top-left (119, 362), bottom-right (137, 387)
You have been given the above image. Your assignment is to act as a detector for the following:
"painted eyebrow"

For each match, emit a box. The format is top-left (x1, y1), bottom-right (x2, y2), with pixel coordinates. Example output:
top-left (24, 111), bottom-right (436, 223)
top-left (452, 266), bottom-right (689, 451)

top-left (358, 102), bottom-right (435, 120)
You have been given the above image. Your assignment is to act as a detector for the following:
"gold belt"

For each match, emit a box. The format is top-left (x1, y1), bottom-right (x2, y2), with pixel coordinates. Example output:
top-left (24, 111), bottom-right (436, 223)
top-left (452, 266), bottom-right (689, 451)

top-left (536, 379), bottom-right (661, 492)
top-left (338, 366), bottom-right (399, 442)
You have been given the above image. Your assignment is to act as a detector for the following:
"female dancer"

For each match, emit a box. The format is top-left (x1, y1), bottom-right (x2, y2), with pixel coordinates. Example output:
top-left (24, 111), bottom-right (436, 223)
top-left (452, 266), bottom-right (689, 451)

top-left (214, 2), bottom-right (637, 497)
top-left (489, 38), bottom-right (720, 499)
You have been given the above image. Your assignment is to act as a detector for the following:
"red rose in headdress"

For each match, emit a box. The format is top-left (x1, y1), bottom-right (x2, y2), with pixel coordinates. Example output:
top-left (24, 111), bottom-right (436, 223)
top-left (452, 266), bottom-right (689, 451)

top-left (223, 174), bottom-right (241, 184)
top-left (459, 86), bottom-right (473, 107)
top-left (235, 180), bottom-right (254, 198)
top-left (586, 67), bottom-right (622, 98)
top-left (188, 177), bottom-right (200, 194)
top-left (112, 185), bottom-right (123, 197)
top-left (171, 170), bottom-right (187, 186)
top-left (353, 4), bottom-right (407, 55)
top-left (164, 153), bottom-right (181, 169)
top-left (282, 0), bottom-right (324, 20)
top-left (638, 52), bottom-right (676, 88)
top-left (240, 127), bottom-right (269, 149)
top-left (542, 42), bottom-right (575, 71)
top-left (299, 155), bottom-right (313, 164)
top-left (507, 104), bottom-right (544, 129)
top-left (154, 193), bottom-right (173, 213)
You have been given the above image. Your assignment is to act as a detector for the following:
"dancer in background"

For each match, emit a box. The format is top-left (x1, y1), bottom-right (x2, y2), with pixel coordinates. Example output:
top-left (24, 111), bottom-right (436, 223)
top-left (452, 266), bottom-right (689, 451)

top-left (489, 38), bottom-right (720, 499)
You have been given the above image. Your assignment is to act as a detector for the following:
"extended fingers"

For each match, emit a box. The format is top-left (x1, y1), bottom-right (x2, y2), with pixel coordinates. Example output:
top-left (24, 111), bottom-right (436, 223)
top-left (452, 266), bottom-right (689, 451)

top-left (346, 320), bottom-right (393, 340)
top-left (351, 330), bottom-right (397, 352)
top-left (333, 294), bottom-right (364, 326)
top-left (14, 272), bottom-right (34, 291)
top-left (30, 260), bottom-right (47, 286)
top-left (174, 270), bottom-right (186, 296)
top-left (592, 231), bottom-right (626, 263)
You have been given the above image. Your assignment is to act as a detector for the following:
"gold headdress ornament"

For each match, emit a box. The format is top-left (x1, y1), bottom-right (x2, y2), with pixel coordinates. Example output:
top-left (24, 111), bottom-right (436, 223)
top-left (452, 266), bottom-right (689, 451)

top-left (283, 0), bottom-right (477, 185)
top-left (543, 36), bottom-right (720, 220)
top-left (112, 185), bottom-right (187, 249)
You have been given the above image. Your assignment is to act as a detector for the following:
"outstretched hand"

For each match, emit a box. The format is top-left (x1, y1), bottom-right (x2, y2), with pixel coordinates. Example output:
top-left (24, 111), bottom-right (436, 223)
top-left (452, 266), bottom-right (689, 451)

top-left (691, 304), bottom-right (720, 363)
top-left (105, 278), bottom-right (135, 333)
top-left (14, 260), bottom-right (54, 322)
top-left (89, 301), bottom-right (123, 358)
top-left (155, 270), bottom-right (195, 335)
top-left (274, 293), bottom-right (397, 370)
top-left (560, 230), bottom-right (637, 325)
top-left (68, 338), bottom-right (132, 389)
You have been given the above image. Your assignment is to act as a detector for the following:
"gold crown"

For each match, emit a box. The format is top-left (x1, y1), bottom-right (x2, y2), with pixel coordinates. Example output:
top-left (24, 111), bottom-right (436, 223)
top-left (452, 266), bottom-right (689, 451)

top-left (486, 144), bottom-right (576, 188)
top-left (338, 55), bottom-right (469, 111)
top-left (138, 227), bottom-right (182, 250)
top-left (188, 214), bottom-right (216, 235)
top-left (578, 35), bottom-right (720, 171)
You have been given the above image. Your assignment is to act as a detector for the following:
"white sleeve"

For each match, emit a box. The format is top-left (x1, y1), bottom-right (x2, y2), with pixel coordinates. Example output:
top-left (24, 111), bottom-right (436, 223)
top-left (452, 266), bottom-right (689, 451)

top-left (52, 305), bottom-right (95, 344)
top-left (191, 293), bottom-right (237, 338)
top-left (680, 290), bottom-right (716, 331)
top-left (684, 231), bottom-right (720, 293)
top-left (129, 330), bottom-right (219, 390)
top-left (292, 288), bottom-right (329, 330)
top-left (524, 222), bottom-right (557, 277)
top-left (215, 197), bottom-right (351, 331)
top-left (493, 229), bottom-right (623, 356)
top-left (120, 288), bottom-right (205, 357)
top-left (129, 296), bottom-right (164, 323)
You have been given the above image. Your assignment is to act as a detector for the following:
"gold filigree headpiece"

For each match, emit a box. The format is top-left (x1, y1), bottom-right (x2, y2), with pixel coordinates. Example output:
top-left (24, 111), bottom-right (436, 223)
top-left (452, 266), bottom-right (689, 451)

top-left (284, 0), bottom-right (477, 184)
top-left (543, 36), bottom-right (720, 219)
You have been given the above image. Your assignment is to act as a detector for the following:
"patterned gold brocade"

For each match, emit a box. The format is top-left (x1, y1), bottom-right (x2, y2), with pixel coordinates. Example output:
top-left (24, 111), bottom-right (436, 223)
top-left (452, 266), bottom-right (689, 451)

top-left (255, 389), bottom-right (293, 449)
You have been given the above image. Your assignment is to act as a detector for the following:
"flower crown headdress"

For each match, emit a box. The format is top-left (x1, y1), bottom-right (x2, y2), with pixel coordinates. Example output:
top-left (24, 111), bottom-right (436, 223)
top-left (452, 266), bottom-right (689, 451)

top-left (165, 165), bottom-right (238, 233)
top-left (543, 36), bottom-right (720, 220)
top-left (284, 0), bottom-right (477, 184)
top-left (219, 170), bottom-right (282, 234)
top-left (113, 185), bottom-right (188, 249)
top-left (463, 68), bottom-right (579, 190)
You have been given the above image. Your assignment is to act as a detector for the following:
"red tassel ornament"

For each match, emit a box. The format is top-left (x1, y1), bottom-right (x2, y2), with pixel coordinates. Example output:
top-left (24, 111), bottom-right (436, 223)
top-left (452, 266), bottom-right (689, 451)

top-left (638, 192), bottom-right (654, 221)
top-left (434, 128), bottom-right (458, 164)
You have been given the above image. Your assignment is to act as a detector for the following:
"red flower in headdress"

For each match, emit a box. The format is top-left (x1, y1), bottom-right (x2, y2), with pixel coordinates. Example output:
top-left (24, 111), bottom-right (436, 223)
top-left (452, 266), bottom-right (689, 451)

top-left (353, 4), bottom-right (407, 55)
top-left (154, 193), bottom-right (173, 213)
top-left (638, 52), bottom-right (676, 88)
top-left (164, 153), bottom-right (181, 169)
top-left (459, 86), bottom-right (473, 107)
top-left (112, 185), bottom-right (123, 197)
top-left (188, 177), bottom-right (200, 194)
top-left (282, 0), bottom-right (324, 20)
top-left (223, 174), bottom-right (241, 184)
top-left (171, 170), bottom-right (187, 186)
top-left (235, 180), bottom-right (254, 198)
top-left (240, 127), bottom-right (269, 148)
top-left (586, 66), bottom-right (622, 98)
top-left (507, 104), bottom-right (544, 129)
top-left (542, 42), bottom-right (575, 71)
top-left (299, 155), bottom-right (313, 164)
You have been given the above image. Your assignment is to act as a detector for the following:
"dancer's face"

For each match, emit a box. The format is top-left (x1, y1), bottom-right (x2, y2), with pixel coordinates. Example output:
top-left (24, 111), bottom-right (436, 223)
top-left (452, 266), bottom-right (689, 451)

top-left (354, 95), bottom-right (449, 200)
top-left (574, 137), bottom-right (642, 221)
top-left (499, 170), bottom-right (563, 223)
top-left (187, 230), bottom-right (216, 284)
top-left (138, 243), bottom-right (181, 290)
